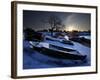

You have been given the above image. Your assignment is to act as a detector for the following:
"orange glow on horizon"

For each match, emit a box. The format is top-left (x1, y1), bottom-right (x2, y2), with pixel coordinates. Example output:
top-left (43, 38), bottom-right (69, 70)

top-left (65, 26), bottom-right (76, 31)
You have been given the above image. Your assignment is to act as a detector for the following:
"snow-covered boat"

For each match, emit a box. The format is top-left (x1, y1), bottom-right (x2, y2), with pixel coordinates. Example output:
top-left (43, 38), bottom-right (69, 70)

top-left (29, 41), bottom-right (87, 61)
top-left (70, 37), bottom-right (90, 47)
top-left (45, 36), bottom-right (74, 45)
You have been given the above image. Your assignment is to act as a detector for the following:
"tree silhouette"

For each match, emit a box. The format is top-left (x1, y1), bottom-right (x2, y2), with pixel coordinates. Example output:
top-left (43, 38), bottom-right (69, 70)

top-left (41, 15), bottom-right (65, 36)
top-left (48, 15), bottom-right (62, 36)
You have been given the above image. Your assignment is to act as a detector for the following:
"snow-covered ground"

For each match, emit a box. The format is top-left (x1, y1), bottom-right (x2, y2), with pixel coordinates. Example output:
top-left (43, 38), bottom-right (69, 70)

top-left (23, 38), bottom-right (90, 69)
top-left (79, 35), bottom-right (91, 40)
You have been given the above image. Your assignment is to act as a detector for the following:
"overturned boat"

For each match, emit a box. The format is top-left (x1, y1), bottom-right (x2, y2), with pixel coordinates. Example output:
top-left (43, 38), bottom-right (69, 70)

top-left (45, 36), bottom-right (74, 45)
top-left (29, 41), bottom-right (87, 61)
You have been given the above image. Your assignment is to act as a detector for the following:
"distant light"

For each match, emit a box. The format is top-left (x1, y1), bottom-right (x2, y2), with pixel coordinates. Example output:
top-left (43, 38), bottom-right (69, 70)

top-left (65, 26), bottom-right (75, 31)
top-left (68, 26), bottom-right (74, 31)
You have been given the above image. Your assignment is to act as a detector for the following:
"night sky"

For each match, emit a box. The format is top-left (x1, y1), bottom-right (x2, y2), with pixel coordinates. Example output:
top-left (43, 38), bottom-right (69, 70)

top-left (23, 10), bottom-right (91, 31)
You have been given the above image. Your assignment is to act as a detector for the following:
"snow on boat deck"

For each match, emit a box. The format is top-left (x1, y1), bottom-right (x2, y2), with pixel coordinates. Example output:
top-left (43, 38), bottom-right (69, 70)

top-left (23, 39), bottom-right (90, 69)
